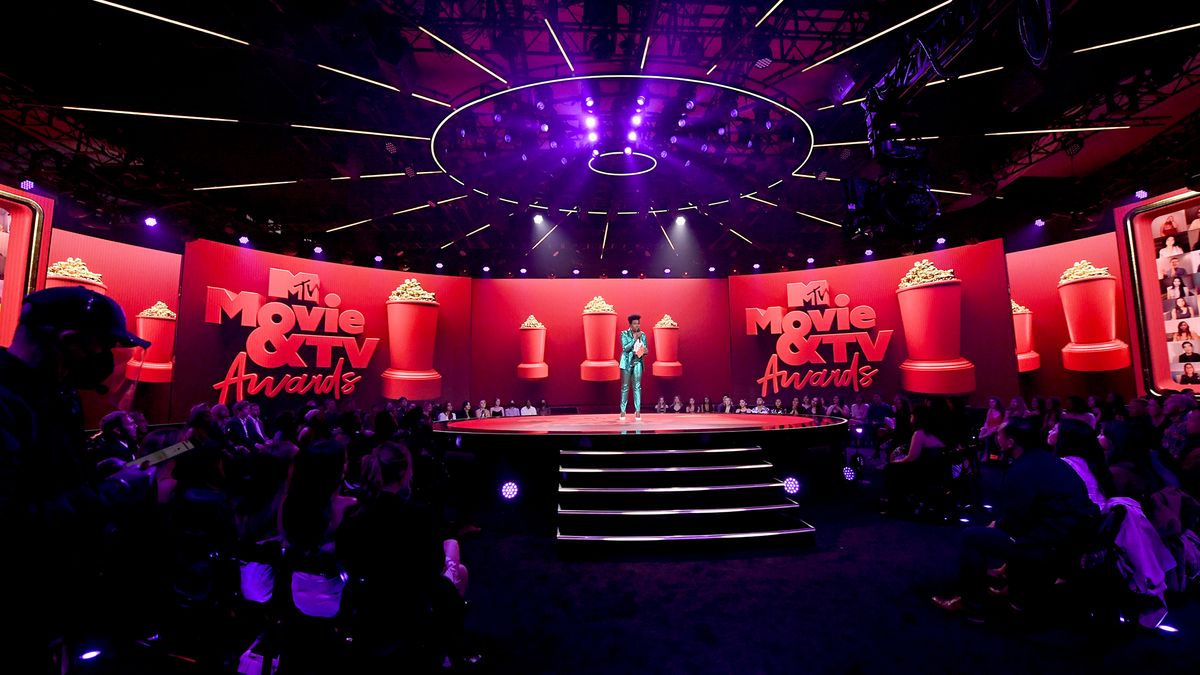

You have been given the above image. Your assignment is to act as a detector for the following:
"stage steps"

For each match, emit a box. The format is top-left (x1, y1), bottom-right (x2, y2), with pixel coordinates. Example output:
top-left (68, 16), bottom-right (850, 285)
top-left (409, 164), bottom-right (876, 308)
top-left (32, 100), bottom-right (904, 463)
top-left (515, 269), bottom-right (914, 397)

top-left (557, 445), bottom-right (814, 545)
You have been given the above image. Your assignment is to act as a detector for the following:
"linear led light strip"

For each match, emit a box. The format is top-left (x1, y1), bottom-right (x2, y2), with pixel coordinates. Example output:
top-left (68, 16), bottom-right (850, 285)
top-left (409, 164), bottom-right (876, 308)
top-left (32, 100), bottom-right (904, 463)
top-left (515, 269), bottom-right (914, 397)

top-left (640, 35), bottom-right (652, 71)
top-left (796, 211), bottom-right (842, 228)
top-left (63, 106), bottom-right (238, 123)
top-left (419, 26), bottom-right (508, 85)
top-left (90, 0), bottom-right (249, 45)
top-left (412, 92), bottom-right (454, 108)
top-left (316, 64), bottom-right (400, 92)
top-left (803, 0), bottom-right (953, 72)
top-left (325, 195), bottom-right (467, 233)
top-left (812, 125), bottom-right (1129, 148)
top-left (600, 221), bottom-right (609, 259)
top-left (544, 18), bottom-right (575, 72)
top-left (291, 124), bottom-right (429, 140)
top-left (1074, 21), bottom-right (1200, 54)
top-left (440, 223), bottom-right (492, 250)
top-left (925, 66), bottom-right (1005, 87)
top-left (195, 170), bottom-right (442, 191)
top-left (194, 180), bottom-right (296, 191)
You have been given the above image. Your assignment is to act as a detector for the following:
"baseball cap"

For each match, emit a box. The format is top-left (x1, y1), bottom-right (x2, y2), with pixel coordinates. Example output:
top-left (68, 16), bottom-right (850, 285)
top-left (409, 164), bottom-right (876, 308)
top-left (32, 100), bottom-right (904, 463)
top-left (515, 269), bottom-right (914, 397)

top-left (20, 286), bottom-right (152, 348)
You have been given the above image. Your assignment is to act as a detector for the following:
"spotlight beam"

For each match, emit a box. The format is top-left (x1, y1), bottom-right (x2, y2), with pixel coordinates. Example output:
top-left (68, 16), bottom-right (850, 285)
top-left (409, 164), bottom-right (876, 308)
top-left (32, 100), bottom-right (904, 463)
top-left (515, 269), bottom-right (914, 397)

top-left (1073, 21), bottom-right (1200, 54)
top-left (544, 18), bottom-right (576, 72)
top-left (90, 0), bottom-right (249, 46)
top-left (317, 64), bottom-right (400, 92)
top-left (419, 26), bottom-right (509, 85)
top-left (802, 0), bottom-right (953, 72)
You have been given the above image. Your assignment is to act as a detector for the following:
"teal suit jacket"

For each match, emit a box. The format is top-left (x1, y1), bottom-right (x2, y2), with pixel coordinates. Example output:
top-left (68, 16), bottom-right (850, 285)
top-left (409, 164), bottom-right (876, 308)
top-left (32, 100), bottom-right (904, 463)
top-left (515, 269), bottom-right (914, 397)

top-left (619, 328), bottom-right (648, 371)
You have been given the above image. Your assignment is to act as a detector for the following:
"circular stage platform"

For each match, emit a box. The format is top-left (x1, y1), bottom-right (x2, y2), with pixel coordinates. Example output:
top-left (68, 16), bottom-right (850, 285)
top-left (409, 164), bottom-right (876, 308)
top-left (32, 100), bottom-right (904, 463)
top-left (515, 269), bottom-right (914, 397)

top-left (434, 414), bottom-right (849, 546)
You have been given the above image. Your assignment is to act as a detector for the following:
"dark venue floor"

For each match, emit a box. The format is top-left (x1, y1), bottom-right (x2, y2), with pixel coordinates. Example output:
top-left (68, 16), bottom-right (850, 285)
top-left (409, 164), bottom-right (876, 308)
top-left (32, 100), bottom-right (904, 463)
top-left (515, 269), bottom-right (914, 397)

top-left (460, 463), bottom-right (1200, 674)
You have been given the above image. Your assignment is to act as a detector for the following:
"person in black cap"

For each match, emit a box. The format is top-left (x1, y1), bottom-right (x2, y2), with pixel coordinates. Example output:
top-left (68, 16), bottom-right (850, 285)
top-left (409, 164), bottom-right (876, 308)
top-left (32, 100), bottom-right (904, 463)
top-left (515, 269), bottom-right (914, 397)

top-left (0, 286), bottom-right (153, 671)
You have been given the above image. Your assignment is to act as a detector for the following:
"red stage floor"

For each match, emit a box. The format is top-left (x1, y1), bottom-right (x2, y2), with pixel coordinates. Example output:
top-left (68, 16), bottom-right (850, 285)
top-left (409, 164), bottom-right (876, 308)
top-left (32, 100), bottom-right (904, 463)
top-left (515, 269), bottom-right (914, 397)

top-left (440, 413), bottom-right (829, 435)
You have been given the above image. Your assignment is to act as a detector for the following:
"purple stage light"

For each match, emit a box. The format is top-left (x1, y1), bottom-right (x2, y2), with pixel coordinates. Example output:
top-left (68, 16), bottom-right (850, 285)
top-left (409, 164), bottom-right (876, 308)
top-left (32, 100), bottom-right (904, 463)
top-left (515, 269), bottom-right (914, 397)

top-left (584, 116), bottom-right (597, 129)
top-left (500, 481), bottom-right (519, 500)
top-left (573, 269), bottom-right (580, 275)
top-left (708, 266), bottom-right (716, 272)
top-left (752, 263), bottom-right (761, 270)
top-left (80, 650), bottom-right (101, 661)
top-left (864, 249), bottom-right (874, 257)
top-left (621, 269), bottom-right (629, 276)
top-left (503, 133), bottom-right (512, 143)
top-left (765, 120), bottom-right (773, 130)
top-left (143, 216), bottom-right (158, 227)
top-left (482, 266), bottom-right (491, 272)
top-left (677, 118), bottom-right (686, 127)
top-left (1158, 624), bottom-right (1179, 633)
top-left (636, 95), bottom-right (646, 106)
top-left (550, 141), bottom-right (559, 149)
top-left (533, 214), bottom-right (545, 224)
top-left (436, 262), bottom-right (444, 269)
top-left (592, 149), bottom-right (600, 157)
top-left (313, 246), bottom-right (323, 254)
top-left (536, 101), bottom-right (545, 111)
top-left (717, 127), bottom-right (726, 135)
top-left (807, 257), bottom-right (815, 264)
top-left (238, 236), bottom-right (250, 245)
top-left (842, 466), bottom-right (857, 481)
top-left (561, 157), bottom-right (568, 165)
top-left (1135, 189), bottom-right (1149, 200)
top-left (584, 96), bottom-right (595, 108)
top-left (1034, 218), bottom-right (1046, 227)
top-left (669, 135), bottom-right (678, 144)
top-left (19, 179), bottom-right (34, 191)
top-left (660, 150), bottom-right (668, 158)
top-left (493, 113), bottom-right (502, 123)
top-left (588, 131), bottom-right (599, 143)
top-left (936, 237), bottom-right (946, 245)
top-left (783, 477), bottom-right (800, 495)
top-left (664, 268), bottom-right (671, 274)
top-left (701, 143), bottom-right (708, 152)
top-left (374, 255), bottom-right (383, 262)
top-left (521, 154), bottom-right (528, 161)
top-left (627, 131), bottom-right (638, 141)
top-left (674, 215), bottom-right (686, 226)
top-left (684, 160), bottom-right (691, 167)
top-left (540, 123), bottom-right (550, 133)
top-left (685, 100), bottom-right (695, 110)
top-left (631, 114), bottom-right (642, 127)
top-left (730, 108), bottom-right (739, 118)
top-left (624, 146), bottom-right (632, 155)
top-left (520, 268), bottom-right (527, 274)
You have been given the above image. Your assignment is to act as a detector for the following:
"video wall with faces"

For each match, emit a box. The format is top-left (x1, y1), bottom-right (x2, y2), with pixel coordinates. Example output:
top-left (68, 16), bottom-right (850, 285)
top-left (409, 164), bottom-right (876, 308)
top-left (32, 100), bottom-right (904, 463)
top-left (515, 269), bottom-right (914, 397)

top-left (1153, 205), bottom-right (1200, 385)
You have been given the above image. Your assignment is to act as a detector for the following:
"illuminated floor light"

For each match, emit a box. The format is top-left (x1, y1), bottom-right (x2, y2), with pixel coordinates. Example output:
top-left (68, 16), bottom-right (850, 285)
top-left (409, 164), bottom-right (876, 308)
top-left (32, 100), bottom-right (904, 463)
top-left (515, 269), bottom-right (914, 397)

top-left (436, 262), bottom-right (444, 269)
top-left (783, 476), bottom-right (800, 494)
top-left (753, 263), bottom-right (761, 270)
top-left (803, 0), bottom-right (953, 72)
top-left (482, 266), bottom-right (491, 272)
top-left (90, 0), bottom-right (249, 45)
top-left (520, 268), bottom-right (527, 274)
top-left (317, 64), bottom-right (400, 92)
top-left (807, 257), bottom-right (815, 264)
top-left (622, 269), bottom-right (629, 276)
top-left (374, 255), bottom-right (383, 262)
top-left (238, 236), bottom-right (249, 245)
top-left (143, 216), bottom-right (157, 227)
top-left (936, 237), bottom-right (946, 245)
top-left (865, 249), bottom-right (874, 256)
top-left (19, 179), bottom-right (34, 190)
top-left (313, 246), bottom-right (323, 254)
top-left (664, 268), bottom-right (671, 274)
top-left (1135, 189), bottom-right (1149, 199)
top-left (419, 26), bottom-right (508, 84)
top-left (573, 269), bottom-right (580, 275)
top-left (709, 266), bottom-right (716, 272)
top-left (64, 106), bottom-right (238, 123)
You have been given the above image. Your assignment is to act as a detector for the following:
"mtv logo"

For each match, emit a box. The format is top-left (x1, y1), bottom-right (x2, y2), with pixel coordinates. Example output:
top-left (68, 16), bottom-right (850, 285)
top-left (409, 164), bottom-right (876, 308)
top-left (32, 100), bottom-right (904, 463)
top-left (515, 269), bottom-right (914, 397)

top-left (787, 280), bottom-right (830, 308)
top-left (268, 268), bottom-right (320, 302)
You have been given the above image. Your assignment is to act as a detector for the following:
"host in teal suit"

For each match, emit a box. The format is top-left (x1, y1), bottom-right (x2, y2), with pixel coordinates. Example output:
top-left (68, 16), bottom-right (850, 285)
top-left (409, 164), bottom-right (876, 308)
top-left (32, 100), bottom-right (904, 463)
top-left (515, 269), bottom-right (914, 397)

top-left (619, 314), bottom-right (648, 420)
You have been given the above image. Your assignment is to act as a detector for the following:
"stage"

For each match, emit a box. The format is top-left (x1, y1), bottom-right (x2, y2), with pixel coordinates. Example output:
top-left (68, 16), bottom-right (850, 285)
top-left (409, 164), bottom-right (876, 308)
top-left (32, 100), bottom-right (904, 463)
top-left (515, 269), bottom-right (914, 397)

top-left (440, 412), bottom-right (831, 436)
top-left (434, 413), bottom-right (848, 546)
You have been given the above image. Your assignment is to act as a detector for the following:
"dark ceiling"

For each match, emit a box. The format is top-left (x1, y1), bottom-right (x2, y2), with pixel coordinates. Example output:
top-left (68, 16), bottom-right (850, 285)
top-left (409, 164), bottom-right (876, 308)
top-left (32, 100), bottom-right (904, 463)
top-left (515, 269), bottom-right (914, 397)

top-left (2, 1), bottom-right (1198, 277)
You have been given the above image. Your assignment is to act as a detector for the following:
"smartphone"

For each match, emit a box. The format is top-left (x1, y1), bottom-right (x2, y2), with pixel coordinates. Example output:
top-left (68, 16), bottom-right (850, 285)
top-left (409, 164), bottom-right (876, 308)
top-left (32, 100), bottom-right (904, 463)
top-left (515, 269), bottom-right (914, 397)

top-left (127, 439), bottom-right (195, 468)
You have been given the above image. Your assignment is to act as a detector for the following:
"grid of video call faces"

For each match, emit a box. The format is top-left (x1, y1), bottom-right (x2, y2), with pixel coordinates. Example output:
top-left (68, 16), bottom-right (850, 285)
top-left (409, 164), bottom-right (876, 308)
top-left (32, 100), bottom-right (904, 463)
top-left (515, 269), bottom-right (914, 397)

top-left (1156, 206), bottom-right (1200, 385)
